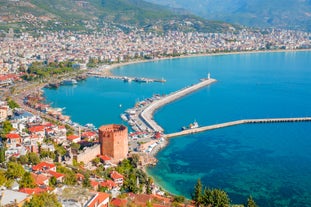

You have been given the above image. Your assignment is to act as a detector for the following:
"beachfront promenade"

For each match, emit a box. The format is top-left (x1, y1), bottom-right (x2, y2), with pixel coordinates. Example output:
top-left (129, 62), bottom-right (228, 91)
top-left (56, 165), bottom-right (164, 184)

top-left (166, 117), bottom-right (311, 138)
top-left (139, 78), bottom-right (217, 132)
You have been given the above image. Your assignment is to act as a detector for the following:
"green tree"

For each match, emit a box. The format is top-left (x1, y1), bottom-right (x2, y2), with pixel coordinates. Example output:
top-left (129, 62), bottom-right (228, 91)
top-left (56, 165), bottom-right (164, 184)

top-left (27, 152), bottom-right (40, 165)
top-left (19, 172), bottom-right (36, 188)
top-left (70, 142), bottom-right (80, 151)
top-left (173, 195), bottom-right (185, 203)
top-left (246, 196), bottom-right (257, 207)
top-left (1, 120), bottom-right (13, 137)
top-left (40, 150), bottom-right (56, 160)
top-left (0, 170), bottom-right (13, 188)
top-left (6, 98), bottom-right (19, 109)
top-left (0, 148), bottom-right (5, 163)
top-left (54, 144), bottom-right (67, 156)
top-left (82, 173), bottom-right (91, 188)
top-left (64, 170), bottom-right (77, 185)
top-left (49, 176), bottom-right (57, 187)
top-left (98, 185), bottom-right (109, 192)
top-left (146, 177), bottom-right (153, 194)
top-left (130, 154), bottom-right (139, 168)
top-left (5, 162), bottom-right (25, 179)
top-left (192, 179), bottom-right (203, 206)
top-left (0, 170), bottom-right (7, 186)
top-left (92, 157), bottom-right (101, 166)
top-left (19, 155), bottom-right (29, 165)
top-left (57, 165), bottom-right (77, 186)
top-left (23, 192), bottom-right (62, 207)
top-left (202, 188), bottom-right (230, 207)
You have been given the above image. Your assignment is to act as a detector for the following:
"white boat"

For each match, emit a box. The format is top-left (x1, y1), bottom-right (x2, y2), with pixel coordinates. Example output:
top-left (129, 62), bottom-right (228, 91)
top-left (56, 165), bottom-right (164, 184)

top-left (189, 121), bottom-right (199, 129)
top-left (123, 77), bottom-right (132, 82)
top-left (181, 121), bottom-right (199, 130)
top-left (120, 113), bottom-right (128, 121)
top-left (62, 79), bottom-right (78, 85)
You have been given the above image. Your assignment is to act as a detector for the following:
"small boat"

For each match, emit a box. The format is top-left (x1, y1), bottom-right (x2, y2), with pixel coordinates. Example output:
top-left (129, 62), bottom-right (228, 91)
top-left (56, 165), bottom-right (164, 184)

top-left (62, 79), bottom-right (77, 85)
top-left (181, 121), bottom-right (199, 131)
top-left (123, 77), bottom-right (132, 82)
top-left (189, 121), bottom-right (199, 129)
top-left (120, 113), bottom-right (128, 121)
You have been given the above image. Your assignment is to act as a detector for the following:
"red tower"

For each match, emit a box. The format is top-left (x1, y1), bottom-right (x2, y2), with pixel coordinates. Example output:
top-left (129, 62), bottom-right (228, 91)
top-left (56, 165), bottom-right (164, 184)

top-left (98, 124), bottom-right (128, 161)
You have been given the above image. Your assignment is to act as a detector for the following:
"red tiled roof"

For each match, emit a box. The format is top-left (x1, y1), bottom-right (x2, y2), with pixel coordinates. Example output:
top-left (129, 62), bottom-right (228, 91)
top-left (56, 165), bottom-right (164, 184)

top-left (29, 125), bottom-right (45, 133)
top-left (30, 134), bottom-right (40, 139)
top-left (76, 173), bottom-right (85, 180)
top-left (19, 187), bottom-right (51, 195)
top-left (67, 134), bottom-right (80, 141)
top-left (82, 131), bottom-right (96, 137)
top-left (98, 154), bottom-right (111, 161)
top-left (90, 180), bottom-right (99, 188)
top-left (6, 133), bottom-right (21, 139)
top-left (126, 193), bottom-right (173, 207)
top-left (110, 198), bottom-right (127, 207)
top-left (100, 180), bottom-right (116, 189)
top-left (48, 170), bottom-right (64, 179)
top-left (31, 173), bottom-right (49, 186)
top-left (32, 161), bottom-right (56, 172)
top-left (110, 171), bottom-right (123, 180)
top-left (87, 192), bottom-right (110, 207)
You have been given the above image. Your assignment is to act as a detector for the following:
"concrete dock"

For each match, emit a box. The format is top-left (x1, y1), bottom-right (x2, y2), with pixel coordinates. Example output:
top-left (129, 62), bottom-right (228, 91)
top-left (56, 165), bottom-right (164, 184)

top-left (139, 78), bottom-right (217, 132)
top-left (87, 72), bottom-right (166, 83)
top-left (166, 117), bottom-right (311, 138)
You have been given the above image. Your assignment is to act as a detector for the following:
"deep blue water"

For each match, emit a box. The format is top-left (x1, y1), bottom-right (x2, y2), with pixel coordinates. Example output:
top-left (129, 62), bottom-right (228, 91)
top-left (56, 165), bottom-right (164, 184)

top-left (44, 51), bottom-right (311, 206)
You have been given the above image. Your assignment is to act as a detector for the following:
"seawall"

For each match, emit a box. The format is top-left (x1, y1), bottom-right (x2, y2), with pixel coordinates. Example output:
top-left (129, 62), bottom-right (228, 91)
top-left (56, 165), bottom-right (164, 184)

top-left (166, 117), bottom-right (311, 138)
top-left (139, 78), bottom-right (217, 132)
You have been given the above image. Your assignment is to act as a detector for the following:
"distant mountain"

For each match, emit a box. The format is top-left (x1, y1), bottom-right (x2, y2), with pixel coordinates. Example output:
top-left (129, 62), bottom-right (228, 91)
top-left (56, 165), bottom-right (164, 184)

top-left (0, 0), bottom-right (238, 33)
top-left (145, 0), bottom-right (311, 31)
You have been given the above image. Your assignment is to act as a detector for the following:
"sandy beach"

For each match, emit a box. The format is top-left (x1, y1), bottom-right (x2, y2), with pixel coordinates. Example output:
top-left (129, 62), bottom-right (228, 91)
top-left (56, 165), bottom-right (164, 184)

top-left (102, 48), bottom-right (311, 75)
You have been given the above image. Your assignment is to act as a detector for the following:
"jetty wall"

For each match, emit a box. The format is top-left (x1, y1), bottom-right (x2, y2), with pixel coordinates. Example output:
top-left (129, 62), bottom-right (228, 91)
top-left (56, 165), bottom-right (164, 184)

top-left (166, 117), bottom-right (311, 138)
top-left (139, 78), bottom-right (217, 132)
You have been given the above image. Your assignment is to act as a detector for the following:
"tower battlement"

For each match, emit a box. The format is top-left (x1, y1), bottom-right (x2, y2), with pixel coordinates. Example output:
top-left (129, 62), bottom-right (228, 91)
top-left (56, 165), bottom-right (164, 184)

top-left (98, 124), bottom-right (128, 162)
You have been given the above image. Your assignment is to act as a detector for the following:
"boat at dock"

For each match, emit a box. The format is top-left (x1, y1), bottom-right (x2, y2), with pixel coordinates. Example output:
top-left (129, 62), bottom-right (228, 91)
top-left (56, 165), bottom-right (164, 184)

top-left (61, 79), bottom-right (78, 85)
top-left (181, 121), bottom-right (199, 131)
top-left (45, 82), bottom-right (60, 88)
top-left (123, 77), bottom-right (132, 82)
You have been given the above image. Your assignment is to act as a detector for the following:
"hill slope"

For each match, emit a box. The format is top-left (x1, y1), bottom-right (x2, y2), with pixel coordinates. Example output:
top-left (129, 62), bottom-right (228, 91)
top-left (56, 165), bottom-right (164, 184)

top-left (0, 0), bottom-right (237, 33)
top-left (145, 0), bottom-right (311, 31)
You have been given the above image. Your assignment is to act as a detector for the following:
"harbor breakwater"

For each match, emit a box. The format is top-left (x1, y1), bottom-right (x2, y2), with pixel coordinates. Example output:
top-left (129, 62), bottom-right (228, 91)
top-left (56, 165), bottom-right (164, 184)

top-left (138, 78), bottom-right (217, 132)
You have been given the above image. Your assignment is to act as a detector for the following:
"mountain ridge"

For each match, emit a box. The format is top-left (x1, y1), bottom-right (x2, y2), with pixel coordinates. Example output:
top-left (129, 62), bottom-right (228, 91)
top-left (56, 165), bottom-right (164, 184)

top-left (145, 0), bottom-right (311, 31)
top-left (0, 0), bottom-right (238, 33)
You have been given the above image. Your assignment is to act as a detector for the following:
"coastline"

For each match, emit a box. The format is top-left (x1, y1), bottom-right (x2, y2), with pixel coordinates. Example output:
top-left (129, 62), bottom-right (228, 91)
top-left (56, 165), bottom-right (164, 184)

top-left (103, 48), bottom-right (311, 75)
top-left (10, 48), bottom-right (311, 202)
top-left (103, 48), bottom-right (311, 198)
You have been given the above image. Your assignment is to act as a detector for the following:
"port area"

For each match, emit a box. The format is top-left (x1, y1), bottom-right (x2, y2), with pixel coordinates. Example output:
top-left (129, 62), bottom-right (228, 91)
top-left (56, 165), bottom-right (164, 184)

top-left (87, 71), bottom-right (166, 83)
top-left (122, 78), bottom-right (217, 157)
top-left (122, 78), bottom-right (216, 133)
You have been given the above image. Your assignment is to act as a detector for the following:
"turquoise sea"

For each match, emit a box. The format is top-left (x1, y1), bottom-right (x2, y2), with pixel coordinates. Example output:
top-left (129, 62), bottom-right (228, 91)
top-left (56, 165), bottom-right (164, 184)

top-left (44, 51), bottom-right (311, 206)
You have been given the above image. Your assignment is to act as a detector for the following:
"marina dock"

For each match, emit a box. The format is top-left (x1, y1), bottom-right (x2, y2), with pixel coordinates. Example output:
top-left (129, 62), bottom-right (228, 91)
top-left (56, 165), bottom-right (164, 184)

top-left (87, 72), bottom-right (166, 83)
top-left (139, 78), bottom-right (217, 132)
top-left (166, 117), bottom-right (311, 138)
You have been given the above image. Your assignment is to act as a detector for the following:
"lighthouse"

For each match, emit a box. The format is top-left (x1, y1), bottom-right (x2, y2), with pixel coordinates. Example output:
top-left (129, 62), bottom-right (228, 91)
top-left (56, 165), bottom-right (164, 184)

top-left (207, 72), bottom-right (211, 80)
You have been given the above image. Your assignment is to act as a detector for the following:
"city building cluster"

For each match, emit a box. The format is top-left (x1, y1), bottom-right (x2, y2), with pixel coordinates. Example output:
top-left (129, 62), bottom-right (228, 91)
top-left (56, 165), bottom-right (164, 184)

top-left (1, 28), bottom-right (311, 77)
top-left (1, 99), bottom-right (171, 206)
top-left (0, 25), bottom-right (310, 206)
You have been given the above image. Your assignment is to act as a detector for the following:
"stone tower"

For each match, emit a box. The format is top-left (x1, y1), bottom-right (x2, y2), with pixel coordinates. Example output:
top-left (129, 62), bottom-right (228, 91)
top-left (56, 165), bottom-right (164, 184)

top-left (98, 124), bottom-right (128, 161)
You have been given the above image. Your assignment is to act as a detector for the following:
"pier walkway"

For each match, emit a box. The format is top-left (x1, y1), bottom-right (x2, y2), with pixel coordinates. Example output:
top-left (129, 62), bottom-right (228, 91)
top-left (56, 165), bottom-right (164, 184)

top-left (166, 117), bottom-right (311, 138)
top-left (139, 78), bottom-right (217, 132)
top-left (87, 72), bottom-right (166, 83)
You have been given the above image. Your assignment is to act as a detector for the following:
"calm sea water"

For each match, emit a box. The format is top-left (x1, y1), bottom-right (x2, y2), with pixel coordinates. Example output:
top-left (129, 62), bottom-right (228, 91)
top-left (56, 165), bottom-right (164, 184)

top-left (44, 51), bottom-right (311, 206)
